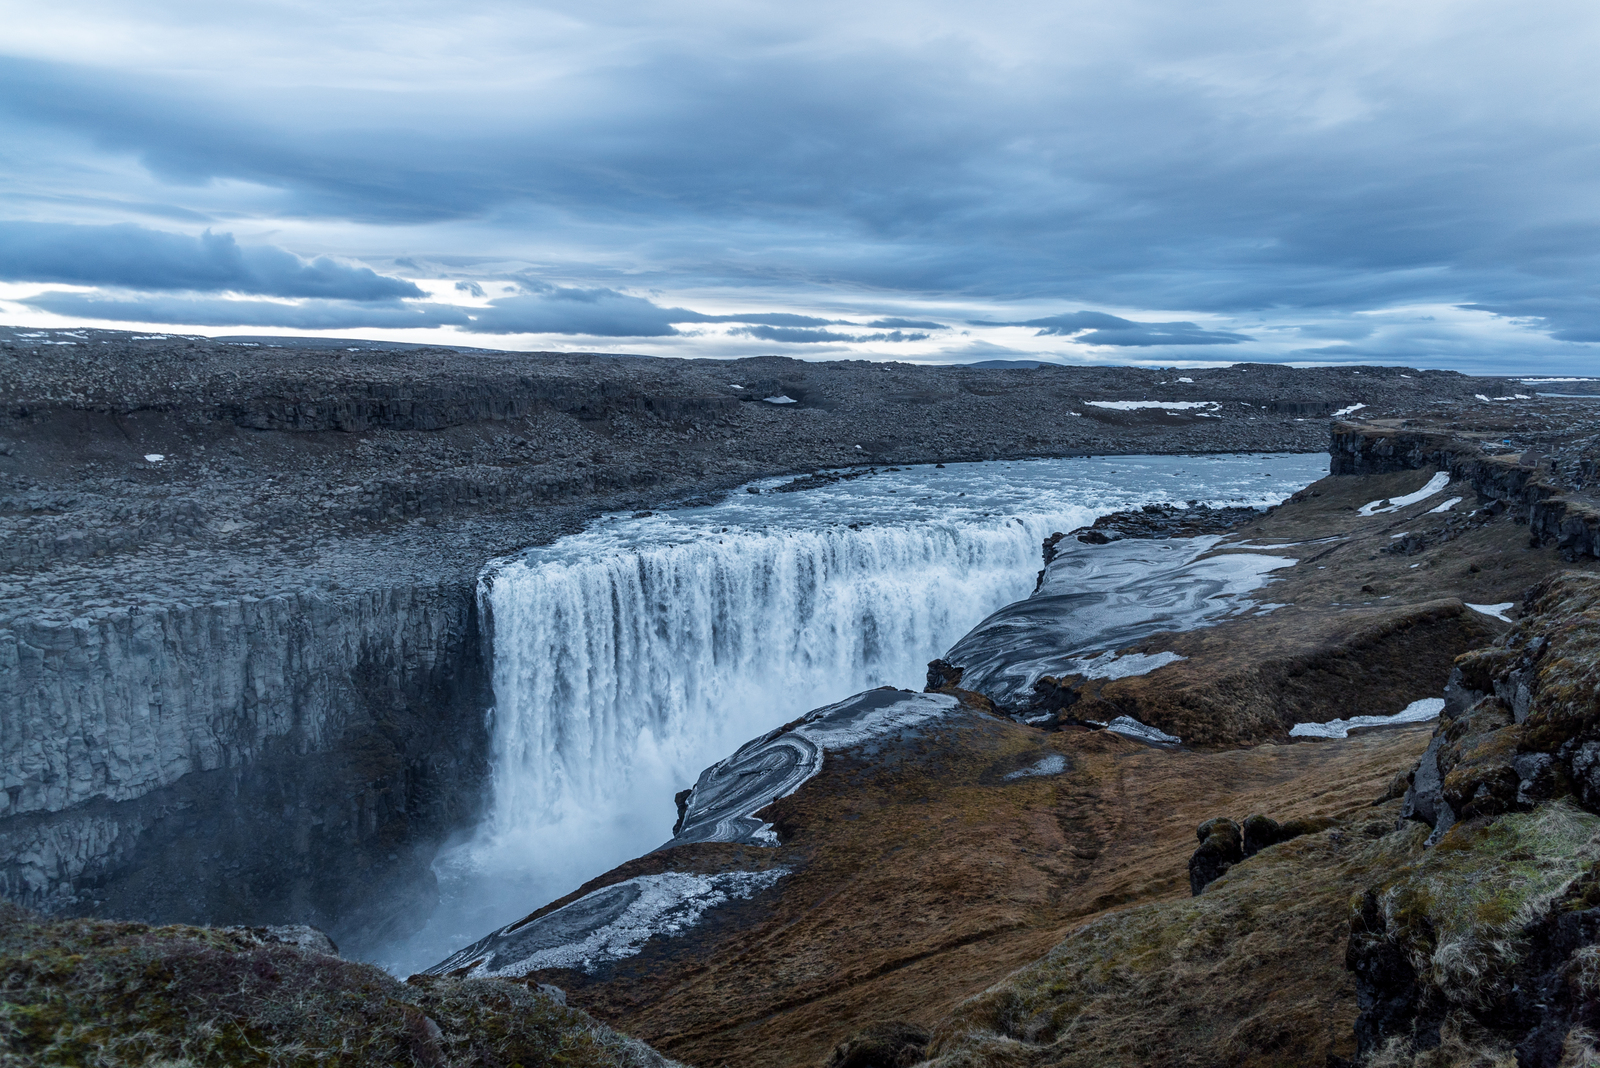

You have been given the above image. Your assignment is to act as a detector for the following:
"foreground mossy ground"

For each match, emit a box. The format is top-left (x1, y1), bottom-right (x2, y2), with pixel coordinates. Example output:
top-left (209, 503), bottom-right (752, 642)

top-left (0, 901), bottom-right (677, 1068)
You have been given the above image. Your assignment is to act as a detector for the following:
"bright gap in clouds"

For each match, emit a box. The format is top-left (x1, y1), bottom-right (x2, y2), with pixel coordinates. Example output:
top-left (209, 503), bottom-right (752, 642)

top-left (2, 0), bottom-right (1599, 372)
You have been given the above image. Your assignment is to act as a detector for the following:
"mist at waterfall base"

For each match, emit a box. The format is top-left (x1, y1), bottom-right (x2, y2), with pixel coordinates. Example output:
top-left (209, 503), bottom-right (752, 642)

top-left (374, 453), bottom-right (1326, 974)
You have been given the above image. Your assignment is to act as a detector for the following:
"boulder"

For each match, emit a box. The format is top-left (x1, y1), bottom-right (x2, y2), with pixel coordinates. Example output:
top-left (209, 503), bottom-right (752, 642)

top-left (1240, 814), bottom-right (1282, 857)
top-left (1189, 817), bottom-right (1244, 895)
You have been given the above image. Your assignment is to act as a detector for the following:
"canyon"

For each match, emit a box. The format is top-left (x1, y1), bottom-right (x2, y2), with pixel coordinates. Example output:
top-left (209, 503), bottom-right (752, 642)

top-left (4, 325), bottom-right (1600, 1067)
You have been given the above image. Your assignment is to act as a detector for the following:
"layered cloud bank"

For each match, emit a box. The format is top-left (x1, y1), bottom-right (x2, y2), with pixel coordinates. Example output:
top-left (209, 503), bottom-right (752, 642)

top-left (2, 0), bottom-right (1599, 370)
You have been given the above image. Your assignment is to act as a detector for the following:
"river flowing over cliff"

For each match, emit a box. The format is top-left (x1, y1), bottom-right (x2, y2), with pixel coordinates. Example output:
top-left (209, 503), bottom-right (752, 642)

top-left (377, 453), bottom-right (1325, 973)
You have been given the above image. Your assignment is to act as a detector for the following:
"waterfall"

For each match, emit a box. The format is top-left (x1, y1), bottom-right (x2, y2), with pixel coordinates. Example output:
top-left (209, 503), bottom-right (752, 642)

top-left (480, 515), bottom-right (1073, 837)
top-left (376, 452), bottom-right (1328, 974)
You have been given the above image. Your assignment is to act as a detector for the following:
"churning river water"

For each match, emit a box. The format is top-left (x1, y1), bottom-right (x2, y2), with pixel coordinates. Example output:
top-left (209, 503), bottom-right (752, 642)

top-left (375, 452), bottom-right (1327, 974)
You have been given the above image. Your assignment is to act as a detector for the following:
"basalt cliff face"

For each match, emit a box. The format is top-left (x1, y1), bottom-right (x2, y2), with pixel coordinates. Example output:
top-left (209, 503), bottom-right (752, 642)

top-left (0, 582), bottom-right (490, 951)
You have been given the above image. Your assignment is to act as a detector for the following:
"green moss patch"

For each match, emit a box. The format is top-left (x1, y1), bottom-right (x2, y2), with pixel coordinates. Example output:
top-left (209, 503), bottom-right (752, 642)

top-left (0, 902), bottom-right (677, 1068)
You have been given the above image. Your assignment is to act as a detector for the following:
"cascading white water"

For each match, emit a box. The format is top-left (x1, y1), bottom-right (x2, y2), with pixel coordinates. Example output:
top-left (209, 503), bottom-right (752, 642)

top-left (376, 452), bottom-right (1327, 974)
top-left (484, 516), bottom-right (1066, 834)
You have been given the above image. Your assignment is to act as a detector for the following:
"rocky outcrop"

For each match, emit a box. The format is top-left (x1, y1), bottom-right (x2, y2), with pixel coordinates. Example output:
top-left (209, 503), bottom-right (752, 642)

top-left (1350, 571), bottom-right (1600, 1064)
top-left (823, 1022), bottom-right (932, 1068)
top-left (1188, 817), bottom-right (1243, 894)
top-left (0, 898), bottom-right (683, 1067)
top-left (1396, 572), bottom-right (1600, 843)
top-left (1189, 813), bottom-right (1339, 894)
top-left (1330, 421), bottom-right (1600, 560)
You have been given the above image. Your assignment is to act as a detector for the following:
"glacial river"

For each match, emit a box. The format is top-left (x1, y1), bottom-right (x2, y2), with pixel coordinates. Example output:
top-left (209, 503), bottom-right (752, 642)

top-left (375, 451), bottom-right (1326, 974)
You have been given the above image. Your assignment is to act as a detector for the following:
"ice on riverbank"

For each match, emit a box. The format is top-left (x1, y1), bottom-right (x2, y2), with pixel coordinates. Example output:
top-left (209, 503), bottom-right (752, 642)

top-left (1289, 698), bottom-right (1445, 739)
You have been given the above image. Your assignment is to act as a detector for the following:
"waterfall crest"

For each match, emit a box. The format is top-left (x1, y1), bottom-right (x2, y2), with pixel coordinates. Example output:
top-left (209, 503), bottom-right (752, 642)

top-left (481, 512), bottom-right (1077, 834)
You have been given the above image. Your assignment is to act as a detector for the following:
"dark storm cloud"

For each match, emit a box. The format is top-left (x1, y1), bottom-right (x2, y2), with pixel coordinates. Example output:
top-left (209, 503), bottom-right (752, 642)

top-left (1459, 299), bottom-right (1600, 343)
top-left (18, 284), bottom-right (887, 339)
top-left (467, 289), bottom-right (691, 336)
top-left (21, 291), bottom-right (468, 330)
top-left (729, 325), bottom-right (858, 344)
top-left (969, 311), bottom-right (1250, 346)
top-left (692, 313), bottom-right (851, 327)
top-left (728, 325), bottom-right (928, 344)
top-left (0, 221), bottom-right (421, 300)
top-left (5, 3), bottom-right (1600, 368)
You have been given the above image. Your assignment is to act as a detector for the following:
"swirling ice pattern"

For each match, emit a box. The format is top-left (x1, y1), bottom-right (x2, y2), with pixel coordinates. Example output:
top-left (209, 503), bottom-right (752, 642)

top-left (670, 689), bottom-right (959, 847)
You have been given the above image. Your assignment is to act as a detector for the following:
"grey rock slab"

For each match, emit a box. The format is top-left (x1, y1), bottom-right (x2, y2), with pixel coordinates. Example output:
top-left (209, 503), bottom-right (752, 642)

top-left (423, 869), bottom-right (788, 979)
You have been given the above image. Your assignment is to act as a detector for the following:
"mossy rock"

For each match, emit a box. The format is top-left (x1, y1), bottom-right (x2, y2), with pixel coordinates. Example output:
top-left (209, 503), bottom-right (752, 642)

top-left (0, 900), bottom-right (680, 1067)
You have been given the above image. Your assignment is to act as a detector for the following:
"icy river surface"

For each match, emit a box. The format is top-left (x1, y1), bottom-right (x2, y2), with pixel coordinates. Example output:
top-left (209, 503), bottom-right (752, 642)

top-left (377, 452), bottom-right (1326, 974)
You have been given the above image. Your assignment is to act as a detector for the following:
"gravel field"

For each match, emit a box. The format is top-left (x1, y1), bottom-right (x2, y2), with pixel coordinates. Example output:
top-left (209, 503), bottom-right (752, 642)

top-left (1, 325), bottom-right (1519, 618)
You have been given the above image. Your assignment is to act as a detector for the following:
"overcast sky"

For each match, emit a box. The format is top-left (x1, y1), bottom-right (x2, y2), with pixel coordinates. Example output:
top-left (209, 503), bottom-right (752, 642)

top-left (3, 0), bottom-right (1599, 371)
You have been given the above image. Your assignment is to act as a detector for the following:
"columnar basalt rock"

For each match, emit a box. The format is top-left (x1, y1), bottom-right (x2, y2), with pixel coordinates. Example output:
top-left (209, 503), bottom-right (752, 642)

top-left (1330, 419), bottom-right (1600, 561)
top-left (0, 583), bottom-right (491, 952)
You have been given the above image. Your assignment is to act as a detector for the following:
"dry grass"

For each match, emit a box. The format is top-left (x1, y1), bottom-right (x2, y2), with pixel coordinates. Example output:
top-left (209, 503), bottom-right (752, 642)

top-left (919, 810), bottom-right (1430, 1068)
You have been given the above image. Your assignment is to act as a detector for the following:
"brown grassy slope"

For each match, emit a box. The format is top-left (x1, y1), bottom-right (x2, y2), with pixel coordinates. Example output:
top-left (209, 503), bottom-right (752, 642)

top-left (532, 712), bottom-right (1432, 1068)
top-left (921, 806), bottom-right (1433, 1068)
top-left (0, 901), bottom-right (680, 1068)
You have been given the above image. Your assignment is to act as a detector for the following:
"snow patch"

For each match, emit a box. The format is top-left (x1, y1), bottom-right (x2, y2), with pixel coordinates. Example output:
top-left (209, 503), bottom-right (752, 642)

top-left (428, 869), bottom-right (789, 978)
top-left (1004, 754), bottom-right (1068, 780)
top-left (795, 691), bottom-right (958, 751)
top-left (1063, 649), bottom-right (1187, 680)
top-left (1467, 602), bottom-right (1515, 623)
top-left (1177, 377), bottom-right (1194, 383)
top-left (1358, 472), bottom-right (1451, 515)
top-left (1290, 698), bottom-right (1444, 739)
top-left (1428, 497), bottom-right (1463, 514)
top-left (143, 454), bottom-right (165, 463)
top-left (1105, 716), bottom-right (1181, 745)
top-left (1331, 403), bottom-right (1367, 418)
top-left (1085, 400), bottom-right (1219, 411)
top-left (763, 395), bottom-right (798, 404)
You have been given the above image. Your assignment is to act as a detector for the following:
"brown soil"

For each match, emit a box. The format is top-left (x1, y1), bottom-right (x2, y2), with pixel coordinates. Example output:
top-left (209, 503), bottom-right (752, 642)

top-left (524, 705), bottom-right (1432, 1068)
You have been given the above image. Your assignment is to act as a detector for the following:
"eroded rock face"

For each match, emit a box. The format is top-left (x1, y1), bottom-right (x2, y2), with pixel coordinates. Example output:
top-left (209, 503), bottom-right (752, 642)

top-left (1355, 571), bottom-right (1600, 1063)
top-left (0, 583), bottom-right (492, 954)
top-left (1398, 571), bottom-right (1600, 843)
top-left (1330, 420), bottom-right (1600, 562)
